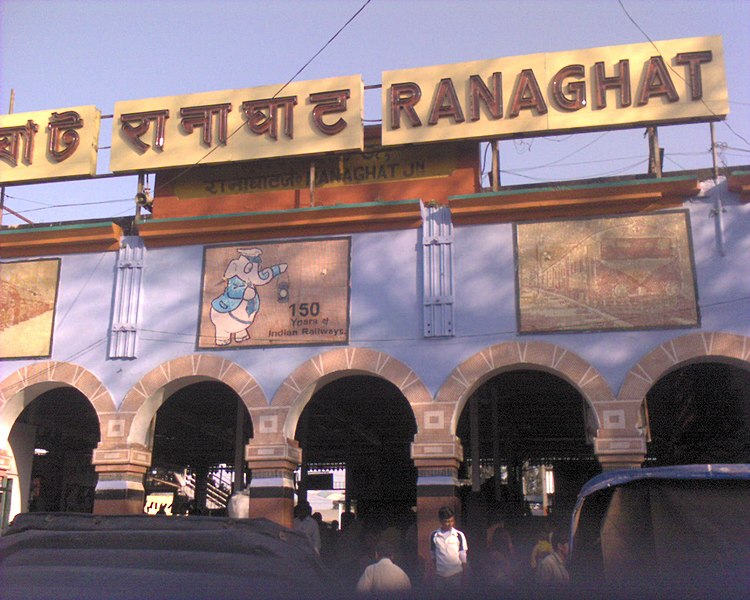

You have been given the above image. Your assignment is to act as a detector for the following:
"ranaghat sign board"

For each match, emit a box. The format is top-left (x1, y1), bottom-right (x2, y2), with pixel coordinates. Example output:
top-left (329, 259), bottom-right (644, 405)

top-left (382, 36), bottom-right (727, 145)
top-left (0, 106), bottom-right (100, 184)
top-left (0, 37), bottom-right (727, 185)
top-left (109, 75), bottom-right (364, 174)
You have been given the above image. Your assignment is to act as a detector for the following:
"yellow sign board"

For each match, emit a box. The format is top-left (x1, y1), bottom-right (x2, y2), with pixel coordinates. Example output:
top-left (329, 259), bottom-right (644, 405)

top-left (382, 36), bottom-right (728, 146)
top-left (110, 75), bottom-right (364, 173)
top-left (171, 144), bottom-right (460, 199)
top-left (0, 37), bottom-right (730, 185)
top-left (0, 106), bottom-right (100, 184)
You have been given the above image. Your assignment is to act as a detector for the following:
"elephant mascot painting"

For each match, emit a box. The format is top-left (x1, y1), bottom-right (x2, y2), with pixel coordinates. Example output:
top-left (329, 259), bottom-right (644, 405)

top-left (209, 247), bottom-right (288, 346)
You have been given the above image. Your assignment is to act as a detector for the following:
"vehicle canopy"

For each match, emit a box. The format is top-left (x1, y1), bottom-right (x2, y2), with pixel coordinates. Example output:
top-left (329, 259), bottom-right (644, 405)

top-left (569, 464), bottom-right (750, 598)
top-left (0, 513), bottom-right (341, 600)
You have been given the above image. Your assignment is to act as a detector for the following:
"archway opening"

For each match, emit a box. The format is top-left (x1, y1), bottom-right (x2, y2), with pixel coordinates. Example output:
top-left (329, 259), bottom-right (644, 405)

top-left (294, 375), bottom-right (418, 568)
top-left (456, 370), bottom-right (599, 566)
top-left (645, 362), bottom-right (750, 465)
top-left (9, 386), bottom-right (99, 513)
top-left (149, 381), bottom-right (252, 515)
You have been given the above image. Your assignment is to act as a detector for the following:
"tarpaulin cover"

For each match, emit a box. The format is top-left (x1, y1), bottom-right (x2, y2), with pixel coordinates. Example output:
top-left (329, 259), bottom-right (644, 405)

top-left (0, 513), bottom-right (341, 600)
top-left (570, 464), bottom-right (750, 598)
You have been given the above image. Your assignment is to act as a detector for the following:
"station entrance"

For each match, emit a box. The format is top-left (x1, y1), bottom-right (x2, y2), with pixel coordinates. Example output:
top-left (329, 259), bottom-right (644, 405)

top-left (8, 386), bottom-right (99, 514)
top-left (645, 362), bottom-right (750, 465)
top-left (294, 375), bottom-right (418, 528)
top-left (148, 380), bottom-right (252, 515)
top-left (455, 369), bottom-right (600, 568)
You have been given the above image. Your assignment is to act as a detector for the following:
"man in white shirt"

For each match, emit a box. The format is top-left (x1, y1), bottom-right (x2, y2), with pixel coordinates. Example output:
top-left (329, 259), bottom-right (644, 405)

top-left (292, 502), bottom-right (321, 555)
top-left (537, 530), bottom-right (570, 595)
top-left (356, 540), bottom-right (412, 594)
top-left (430, 506), bottom-right (468, 590)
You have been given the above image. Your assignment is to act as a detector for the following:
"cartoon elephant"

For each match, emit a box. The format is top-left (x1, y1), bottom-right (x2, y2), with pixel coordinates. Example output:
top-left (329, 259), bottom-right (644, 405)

top-left (209, 247), bottom-right (287, 346)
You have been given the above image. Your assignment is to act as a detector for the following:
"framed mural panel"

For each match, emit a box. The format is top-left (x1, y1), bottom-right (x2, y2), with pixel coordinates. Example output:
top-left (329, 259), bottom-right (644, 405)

top-left (515, 210), bottom-right (700, 334)
top-left (0, 258), bottom-right (61, 359)
top-left (198, 237), bottom-right (350, 349)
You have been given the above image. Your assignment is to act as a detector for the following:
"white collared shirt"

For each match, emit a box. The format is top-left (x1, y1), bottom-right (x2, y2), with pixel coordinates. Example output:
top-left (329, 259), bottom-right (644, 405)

top-left (430, 527), bottom-right (468, 577)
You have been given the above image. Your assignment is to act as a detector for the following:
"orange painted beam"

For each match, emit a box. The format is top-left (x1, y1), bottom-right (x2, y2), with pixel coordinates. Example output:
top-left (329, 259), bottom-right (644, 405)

top-left (137, 200), bottom-right (423, 247)
top-left (0, 222), bottom-right (123, 258)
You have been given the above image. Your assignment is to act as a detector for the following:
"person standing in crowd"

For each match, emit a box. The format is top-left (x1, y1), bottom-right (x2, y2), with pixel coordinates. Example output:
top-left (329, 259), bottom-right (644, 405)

top-left (356, 540), bottom-right (412, 595)
top-left (537, 530), bottom-right (570, 596)
top-left (293, 502), bottom-right (321, 555)
top-left (530, 523), bottom-right (553, 572)
top-left (429, 506), bottom-right (468, 591)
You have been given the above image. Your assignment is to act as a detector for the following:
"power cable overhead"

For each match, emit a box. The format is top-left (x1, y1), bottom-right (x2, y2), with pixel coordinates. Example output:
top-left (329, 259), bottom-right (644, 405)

top-left (154, 0), bottom-right (373, 195)
top-left (617, 0), bottom-right (750, 148)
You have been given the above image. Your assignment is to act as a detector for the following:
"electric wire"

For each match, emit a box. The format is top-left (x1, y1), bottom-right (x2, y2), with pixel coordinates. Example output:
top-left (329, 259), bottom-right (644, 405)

top-left (5, 2), bottom-right (749, 220)
top-left (153, 0), bottom-right (373, 195)
top-left (0, 0), bottom-right (373, 225)
top-left (617, 0), bottom-right (750, 148)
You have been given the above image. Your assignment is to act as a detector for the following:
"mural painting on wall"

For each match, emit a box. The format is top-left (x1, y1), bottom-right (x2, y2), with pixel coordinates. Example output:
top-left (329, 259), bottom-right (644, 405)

top-left (198, 238), bottom-right (350, 348)
top-left (515, 210), bottom-right (700, 333)
top-left (0, 258), bottom-right (61, 359)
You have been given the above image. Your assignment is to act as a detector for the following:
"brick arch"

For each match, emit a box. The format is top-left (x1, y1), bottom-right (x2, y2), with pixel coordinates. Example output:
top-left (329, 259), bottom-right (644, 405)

top-left (618, 332), bottom-right (750, 402)
top-left (272, 348), bottom-right (431, 441)
top-left (121, 354), bottom-right (267, 448)
top-left (0, 361), bottom-right (114, 450)
top-left (436, 341), bottom-right (614, 435)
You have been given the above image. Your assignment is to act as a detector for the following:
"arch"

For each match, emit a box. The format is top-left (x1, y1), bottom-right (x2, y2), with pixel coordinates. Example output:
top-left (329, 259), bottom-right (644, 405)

top-left (0, 361), bottom-right (114, 449)
top-left (121, 354), bottom-right (266, 447)
top-left (272, 348), bottom-right (430, 440)
top-left (619, 332), bottom-right (750, 402)
top-left (436, 341), bottom-right (613, 435)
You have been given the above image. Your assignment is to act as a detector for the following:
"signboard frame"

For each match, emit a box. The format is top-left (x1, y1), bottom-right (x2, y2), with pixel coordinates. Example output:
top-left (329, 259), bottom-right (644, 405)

top-left (197, 237), bottom-right (351, 349)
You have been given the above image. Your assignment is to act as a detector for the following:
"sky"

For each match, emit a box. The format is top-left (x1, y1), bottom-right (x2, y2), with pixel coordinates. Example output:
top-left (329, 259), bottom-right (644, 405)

top-left (1, 0), bottom-right (748, 226)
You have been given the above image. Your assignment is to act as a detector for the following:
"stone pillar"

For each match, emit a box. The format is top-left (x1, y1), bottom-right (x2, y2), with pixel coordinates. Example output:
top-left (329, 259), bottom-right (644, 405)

top-left (411, 434), bottom-right (464, 583)
top-left (92, 444), bottom-right (151, 514)
top-left (594, 400), bottom-right (647, 470)
top-left (245, 438), bottom-right (301, 529)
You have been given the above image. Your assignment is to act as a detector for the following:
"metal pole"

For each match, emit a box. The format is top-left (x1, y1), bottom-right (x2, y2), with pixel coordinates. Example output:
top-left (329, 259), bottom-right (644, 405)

top-left (135, 173), bottom-right (145, 220)
top-left (490, 388), bottom-right (502, 502)
top-left (710, 121), bottom-right (720, 180)
top-left (233, 398), bottom-right (245, 492)
top-left (710, 122), bottom-right (726, 256)
top-left (0, 90), bottom-right (16, 228)
top-left (491, 141), bottom-right (500, 191)
top-left (470, 395), bottom-right (480, 493)
top-left (647, 127), bottom-right (663, 177)
top-left (309, 162), bottom-right (316, 207)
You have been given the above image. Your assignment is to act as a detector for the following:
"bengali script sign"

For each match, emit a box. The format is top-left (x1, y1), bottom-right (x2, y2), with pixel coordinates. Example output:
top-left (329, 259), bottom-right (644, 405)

top-left (1, 37), bottom-right (729, 185)
top-left (169, 143), bottom-right (463, 198)
top-left (110, 75), bottom-right (364, 173)
top-left (0, 107), bottom-right (100, 184)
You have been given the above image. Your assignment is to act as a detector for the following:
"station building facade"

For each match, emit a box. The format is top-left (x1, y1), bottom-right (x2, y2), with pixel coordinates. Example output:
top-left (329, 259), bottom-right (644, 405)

top-left (1, 35), bottom-right (749, 571)
top-left (2, 129), bottom-right (749, 563)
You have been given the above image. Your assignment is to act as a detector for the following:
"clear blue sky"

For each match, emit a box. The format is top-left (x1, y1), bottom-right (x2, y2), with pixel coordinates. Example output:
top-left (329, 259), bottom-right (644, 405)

top-left (1, 0), bottom-right (748, 225)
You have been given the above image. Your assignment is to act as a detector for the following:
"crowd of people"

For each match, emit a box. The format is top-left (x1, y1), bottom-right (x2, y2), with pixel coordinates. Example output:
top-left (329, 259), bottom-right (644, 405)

top-left (292, 502), bottom-right (572, 598)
